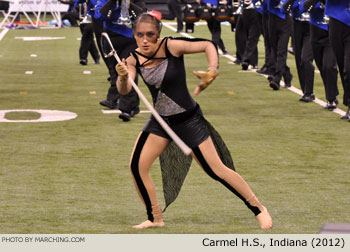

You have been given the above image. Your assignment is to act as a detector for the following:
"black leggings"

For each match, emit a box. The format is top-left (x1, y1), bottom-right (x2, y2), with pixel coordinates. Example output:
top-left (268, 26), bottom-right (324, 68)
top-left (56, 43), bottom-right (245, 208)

top-left (130, 131), bottom-right (261, 221)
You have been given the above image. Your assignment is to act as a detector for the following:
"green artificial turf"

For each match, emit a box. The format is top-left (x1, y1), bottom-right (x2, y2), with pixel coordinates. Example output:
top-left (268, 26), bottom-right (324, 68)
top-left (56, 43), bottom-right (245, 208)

top-left (0, 22), bottom-right (349, 234)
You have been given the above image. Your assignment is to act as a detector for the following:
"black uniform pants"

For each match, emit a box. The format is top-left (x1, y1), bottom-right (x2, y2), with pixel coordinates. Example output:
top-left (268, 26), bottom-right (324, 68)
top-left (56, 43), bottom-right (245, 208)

top-left (206, 18), bottom-right (226, 53)
top-left (292, 19), bottom-right (314, 96)
top-left (268, 13), bottom-right (292, 84)
top-left (238, 8), bottom-right (260, 66)
top-left (310, 25), bottom-right (339, 102)
top-left (167, 0), bottom-right (183, 31)
top-left (106, 31), bottom-right (140, 113)
top-left (79, 22), bottom-right (100, 63)
top-left (235, 14), bottom-right (244, 62)
top-left (92, 17), bottom-right (111, 71)
top-left (329, 17), bottom-right (350, 106)
top-left (260, 11), bottom-right (274, 71)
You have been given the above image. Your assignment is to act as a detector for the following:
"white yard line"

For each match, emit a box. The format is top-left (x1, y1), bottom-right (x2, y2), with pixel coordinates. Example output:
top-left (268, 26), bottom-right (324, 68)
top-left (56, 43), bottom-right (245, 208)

top-left (163, 23), bottom-right (347, 117)
top-left (101, 110), bottom-right (151, 114)
top-left (0, 28), bottom-right (9, 41)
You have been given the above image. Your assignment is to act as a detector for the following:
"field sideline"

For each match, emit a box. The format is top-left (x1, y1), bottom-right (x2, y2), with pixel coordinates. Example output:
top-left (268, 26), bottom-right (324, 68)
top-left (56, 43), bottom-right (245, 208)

top-left (0, 22), bottom-right (349, 234)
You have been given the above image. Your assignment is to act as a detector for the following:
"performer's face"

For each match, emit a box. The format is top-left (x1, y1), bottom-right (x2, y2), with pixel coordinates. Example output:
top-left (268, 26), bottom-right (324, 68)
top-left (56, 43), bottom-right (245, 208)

top-left (134, 21), bottom-right (159, 55)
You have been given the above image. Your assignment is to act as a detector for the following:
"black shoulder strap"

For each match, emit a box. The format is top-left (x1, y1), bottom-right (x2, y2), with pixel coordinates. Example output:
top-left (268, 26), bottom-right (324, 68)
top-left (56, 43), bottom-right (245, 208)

top-left (165, 37), bottom-right (218, 57)
top-left (170, 37), bottom-right (218, 51)
top-left (134, 37), bottom-right (168, 66)
top-left (130, 52), bottom-right (141, 68)
top-left (164, 37), bottom-right (173, 58)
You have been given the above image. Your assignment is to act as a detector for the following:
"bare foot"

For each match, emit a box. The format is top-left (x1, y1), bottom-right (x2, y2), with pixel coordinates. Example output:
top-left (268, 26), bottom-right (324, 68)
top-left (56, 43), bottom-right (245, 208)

top-left (132, 220), bottom-right (165, 229)
top-left (256, 206), bottom-right (273, 229)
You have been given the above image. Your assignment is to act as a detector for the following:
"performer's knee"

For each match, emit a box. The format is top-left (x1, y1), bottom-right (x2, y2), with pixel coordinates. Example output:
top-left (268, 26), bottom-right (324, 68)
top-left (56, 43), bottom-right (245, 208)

top-left (192, 146), bottom-right (221, 181)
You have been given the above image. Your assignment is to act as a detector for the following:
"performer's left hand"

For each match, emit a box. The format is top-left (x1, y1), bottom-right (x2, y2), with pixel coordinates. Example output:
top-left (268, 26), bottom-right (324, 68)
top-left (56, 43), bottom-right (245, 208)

top-left (192, 70), bottom-right (218, 96)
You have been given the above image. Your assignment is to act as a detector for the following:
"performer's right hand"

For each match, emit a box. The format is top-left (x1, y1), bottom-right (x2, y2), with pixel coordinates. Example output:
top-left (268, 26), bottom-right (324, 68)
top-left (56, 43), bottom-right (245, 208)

top-left (116, 58), bottom-right (129, 80)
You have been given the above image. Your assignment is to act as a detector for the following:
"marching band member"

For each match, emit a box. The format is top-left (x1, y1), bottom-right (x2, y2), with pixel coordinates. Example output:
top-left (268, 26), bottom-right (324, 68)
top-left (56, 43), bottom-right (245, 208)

top-left (324, 0), bottom-right (350, 120)
top-left (233, 0), bottom-right (244, 63)
top-left (255, 0), bottom-right (275, 75)
top-left (167, 0), bottom-right (184, 33)
top-left (303, 0), bottom-right (339, 109)
top-left (196, 0), bottom-right (229, 54)
top-left (236, 0), bottom-right (261, 70)
top-left (267, 0), bottom-right (293, 90)
top-left (284, 0), bottom-right (315, 102)
top-left (75, 0), bottom-right (101, 65)
top-left (96, 0), bottom-right (143, 121)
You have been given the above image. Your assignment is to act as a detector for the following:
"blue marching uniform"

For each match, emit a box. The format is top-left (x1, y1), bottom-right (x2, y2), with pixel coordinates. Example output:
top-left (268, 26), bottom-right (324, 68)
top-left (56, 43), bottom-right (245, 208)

top-left (74, 0), bottom-right (100, 65)
top-left (256, 0), bottom-right (275, 75)
top-left (90, 0), bottom-right (113, 71)
top-left (95, 0), bottom-right (141, 120)
top-left (201, 0), bottom-right (227, 54)
top-left (326, 0), bottom-right (350, 118)
top-left (235, 0), bottom-right (261, 69)
top-left (306, 0), bottom-right (339, 108)
top-left (267, 0), bottom-right (293, 90)
top-left (288, 0), bottom-right (315, 101)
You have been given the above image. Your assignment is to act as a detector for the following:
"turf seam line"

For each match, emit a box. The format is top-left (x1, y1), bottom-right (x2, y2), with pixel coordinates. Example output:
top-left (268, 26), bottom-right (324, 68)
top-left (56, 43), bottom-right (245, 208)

top-left (162, 23), bottom-right (347, 118)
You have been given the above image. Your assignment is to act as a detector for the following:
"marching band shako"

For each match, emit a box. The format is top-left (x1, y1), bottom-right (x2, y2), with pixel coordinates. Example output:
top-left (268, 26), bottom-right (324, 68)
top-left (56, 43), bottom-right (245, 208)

top-left (197, 4), bottom-right (213, 20)
top-left (214, 4), bottom-right (233, 22)
top-left (183, 4), bottom-right (200, 23)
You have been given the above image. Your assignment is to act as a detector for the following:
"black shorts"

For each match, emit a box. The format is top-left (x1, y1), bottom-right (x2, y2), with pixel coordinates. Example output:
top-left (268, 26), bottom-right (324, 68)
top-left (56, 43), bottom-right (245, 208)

top-left (143, 106), bottom-right (210, 148)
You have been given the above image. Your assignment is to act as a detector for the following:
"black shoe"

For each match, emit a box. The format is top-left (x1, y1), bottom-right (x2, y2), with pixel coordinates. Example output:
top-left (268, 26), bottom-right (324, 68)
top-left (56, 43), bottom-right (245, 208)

top-left (284, 73), bottom-right (293, 88)
top-left (340, 107), bottom-right (350, 120)
top-left (176, 29), bottom-right (183, 33)
top-left (299, 94), bottom-right (315, 102)
top-left (80, 59), bottom-right (87, 65)
top-left (284, 81), bottom-right (291, 88)
top-left (99, 100), bottom-right (118, 109)
top-left (131, 107), bottom-right (140, 117)
top-left (269, 80), bottom-right (280, 90)
top-left (233, 59), bottom-right (241, 65)
top-left (119, 112), bottom-right (131, 122)
top-left (257, 65), bottom-right (268, 74)
top-left (222, 50), bottom-right (229, 55)
top-left (324, 99), bottom-right (338, 110)
top-left (94, 59), bottom-right (100, 64)
top-left (241, 62), bottom-right (249, 70)
top-left (118, 107), bottom-right (140, 122)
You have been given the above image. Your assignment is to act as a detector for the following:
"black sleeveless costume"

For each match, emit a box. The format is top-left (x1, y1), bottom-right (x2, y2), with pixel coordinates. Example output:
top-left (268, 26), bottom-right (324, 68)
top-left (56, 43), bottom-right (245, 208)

top-left (132, 37), bottom-right (210, 148)
top-left (129, 37), bottom-right (260, 222)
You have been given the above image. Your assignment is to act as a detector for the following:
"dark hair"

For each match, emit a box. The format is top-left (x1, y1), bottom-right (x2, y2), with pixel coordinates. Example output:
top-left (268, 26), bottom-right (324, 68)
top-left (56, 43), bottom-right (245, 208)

top-left (133, 13), bottom-right (162, 34)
